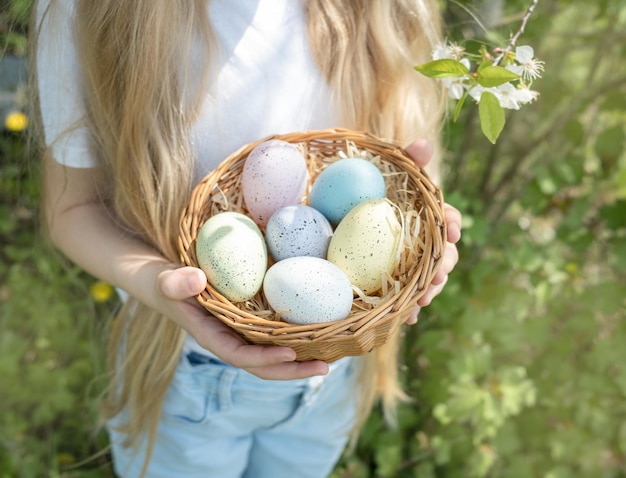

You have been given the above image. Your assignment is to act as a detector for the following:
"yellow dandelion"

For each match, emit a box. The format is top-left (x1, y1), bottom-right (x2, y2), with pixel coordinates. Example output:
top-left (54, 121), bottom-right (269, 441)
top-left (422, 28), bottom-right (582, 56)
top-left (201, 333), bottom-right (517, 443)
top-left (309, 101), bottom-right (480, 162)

top-left (5, 111), bottom-right (29, 132)
top-left (90, 281), bottom-right (114, 302)
top-left (56, 452), bottom-right (76, 465)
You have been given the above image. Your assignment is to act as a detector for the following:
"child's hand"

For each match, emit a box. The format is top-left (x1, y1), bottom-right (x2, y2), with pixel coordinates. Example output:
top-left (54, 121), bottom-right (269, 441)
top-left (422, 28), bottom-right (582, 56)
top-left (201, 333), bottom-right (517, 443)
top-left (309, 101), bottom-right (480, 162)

top-left (404, 140), bottom-right (462, 324)
top-left (156, 266), bottom-right (329, 379)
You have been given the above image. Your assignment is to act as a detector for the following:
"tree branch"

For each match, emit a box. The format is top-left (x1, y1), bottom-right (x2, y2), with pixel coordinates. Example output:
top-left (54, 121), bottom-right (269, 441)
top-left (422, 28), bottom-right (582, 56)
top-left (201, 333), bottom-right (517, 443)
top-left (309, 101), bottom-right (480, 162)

top-left (493, 0), bottom-right (540, 65)
top-left (488, 72), bottom-right (626, 205)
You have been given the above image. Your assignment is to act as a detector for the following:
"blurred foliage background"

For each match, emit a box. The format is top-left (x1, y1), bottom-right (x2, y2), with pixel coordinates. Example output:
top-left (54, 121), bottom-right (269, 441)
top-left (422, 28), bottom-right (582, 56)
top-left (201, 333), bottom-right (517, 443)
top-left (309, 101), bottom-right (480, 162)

top-left (1, 0), bottom-right (625, 477)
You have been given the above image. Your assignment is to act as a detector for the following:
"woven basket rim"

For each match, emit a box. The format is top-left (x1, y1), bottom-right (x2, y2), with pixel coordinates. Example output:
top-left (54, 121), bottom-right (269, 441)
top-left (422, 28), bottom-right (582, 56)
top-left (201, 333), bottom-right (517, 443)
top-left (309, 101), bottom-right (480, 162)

top-left (178, 128), bottom-right (447, 362)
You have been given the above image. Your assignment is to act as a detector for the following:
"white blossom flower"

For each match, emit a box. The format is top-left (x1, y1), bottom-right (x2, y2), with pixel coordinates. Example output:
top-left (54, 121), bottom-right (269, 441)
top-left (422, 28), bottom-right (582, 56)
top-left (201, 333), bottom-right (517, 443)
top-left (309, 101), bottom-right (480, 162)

top-left (496, 83), bottom-right (524, 110)
top-left (432, 41), bottom-right (466, 61)
top-left (514, 85), bottom-right (540, 105)
top-left (507, 45), bottom-right (545, 82)
top-left (468, 85), bottom-right (500, 104)
top-left (420, 39), bottom-right (544, 143)
top-left (469, 83), bottom-right (539, 110)
top-left (444, 79), bottom-right (466, 100)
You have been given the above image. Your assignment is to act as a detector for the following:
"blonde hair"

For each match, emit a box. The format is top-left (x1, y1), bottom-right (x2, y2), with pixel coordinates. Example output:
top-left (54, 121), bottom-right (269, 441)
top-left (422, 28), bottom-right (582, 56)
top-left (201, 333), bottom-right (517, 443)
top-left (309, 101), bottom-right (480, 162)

top-left (34, 0), bottom-right (444, 474)
top-left (306, 0), bottom-right (444, 435)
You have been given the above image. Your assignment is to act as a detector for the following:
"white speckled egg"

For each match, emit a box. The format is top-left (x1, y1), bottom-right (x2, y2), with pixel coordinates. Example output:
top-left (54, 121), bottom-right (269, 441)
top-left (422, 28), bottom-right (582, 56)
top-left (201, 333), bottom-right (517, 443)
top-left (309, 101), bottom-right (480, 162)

top-left (195, 211), bottom-right (268, 302)
top-left (242, 139), bottom-right (309, 227)
top-left (309, 157), bottom-right (386, 225)
top-left (263, 257), bottom-right (354, 325)
top-left (265, 205), bottom-right (334, 261)
top-left (327, 198), bottom-right (402, 295)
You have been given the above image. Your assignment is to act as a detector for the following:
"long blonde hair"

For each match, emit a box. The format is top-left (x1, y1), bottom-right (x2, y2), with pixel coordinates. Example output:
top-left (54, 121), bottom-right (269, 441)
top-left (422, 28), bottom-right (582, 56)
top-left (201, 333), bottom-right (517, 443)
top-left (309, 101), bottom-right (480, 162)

top-left (34, 0), bottom-right (444, 473)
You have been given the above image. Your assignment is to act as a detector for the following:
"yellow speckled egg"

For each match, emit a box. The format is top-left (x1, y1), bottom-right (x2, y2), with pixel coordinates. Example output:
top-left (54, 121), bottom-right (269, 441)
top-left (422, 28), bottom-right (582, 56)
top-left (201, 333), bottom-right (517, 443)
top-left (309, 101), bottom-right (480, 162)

top-left (196, 212), bottom-right (268, 302)
top-left (327, 198), bottom-right (402, 295)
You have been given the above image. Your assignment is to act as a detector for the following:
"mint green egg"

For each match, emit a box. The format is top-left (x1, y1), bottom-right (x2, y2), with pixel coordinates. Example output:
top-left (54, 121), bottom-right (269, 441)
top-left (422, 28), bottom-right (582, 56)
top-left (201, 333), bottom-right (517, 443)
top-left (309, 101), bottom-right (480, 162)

top-left (196, 212), bottom-right (268, 302)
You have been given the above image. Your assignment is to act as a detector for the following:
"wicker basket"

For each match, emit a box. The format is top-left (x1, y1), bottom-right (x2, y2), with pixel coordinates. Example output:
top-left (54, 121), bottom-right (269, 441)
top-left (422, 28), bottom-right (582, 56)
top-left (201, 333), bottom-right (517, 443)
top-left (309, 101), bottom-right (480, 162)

top-left (178, 128), bottom-right (446, 362)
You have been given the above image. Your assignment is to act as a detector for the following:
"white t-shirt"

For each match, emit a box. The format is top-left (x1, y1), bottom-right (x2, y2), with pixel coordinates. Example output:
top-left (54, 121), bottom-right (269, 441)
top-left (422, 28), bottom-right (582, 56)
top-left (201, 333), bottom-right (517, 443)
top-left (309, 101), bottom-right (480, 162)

top-left (37, 0), bottom-right (340, 175)
top-left (37, 0), bottom-right (342, 357)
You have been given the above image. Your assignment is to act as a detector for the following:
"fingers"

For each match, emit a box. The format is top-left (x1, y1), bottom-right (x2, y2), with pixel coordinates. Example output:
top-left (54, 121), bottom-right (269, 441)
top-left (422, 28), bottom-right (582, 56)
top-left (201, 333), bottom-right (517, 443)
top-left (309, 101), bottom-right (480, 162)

top-left (406, 304), bottom-right (420, 325)
top-left (405, 142), bottom-right (462, 244)
top-left (220, 341), bottom-right (329, 380)
top-left (190, 313), bottom-right (329, 380)
top-left (405, 139), bottom-right (434, 169)
top-left (157, 266), bottom-right (329, 380)
top-left (418, 274), bottom-right (448, 307)
top-left (158, 266), bottom-right (207, 300)
top-left (445, 203), bottom-right (462, 244)
top-left (432, 242), bottom-right (459, 285)
top-left (217, 341), bottom-right (329, 380)
top-left (403, 141), bottom-right (462, 314)
top-left (246, 358), bottom-right (330, 380)
top-left (412, 240), bottom-right (458, 310)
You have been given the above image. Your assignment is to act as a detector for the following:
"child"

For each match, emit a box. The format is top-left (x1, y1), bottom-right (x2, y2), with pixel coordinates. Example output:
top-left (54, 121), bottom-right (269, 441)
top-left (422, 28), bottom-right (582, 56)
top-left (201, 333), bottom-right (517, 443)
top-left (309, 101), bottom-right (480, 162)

top-left (33, 0), bottom-right (461, 476)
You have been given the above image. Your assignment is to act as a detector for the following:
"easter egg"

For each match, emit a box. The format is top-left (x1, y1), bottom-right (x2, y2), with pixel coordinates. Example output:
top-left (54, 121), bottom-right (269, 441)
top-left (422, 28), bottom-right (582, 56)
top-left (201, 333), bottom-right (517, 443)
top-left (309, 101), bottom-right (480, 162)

top-left (265, 204), bottom-right (334, 262)
top-left (195, 211), bottom-right (267, 302)
top-left (263, 257), bottom-right (354, 325)
top-left (309, 157), bottom-right (386, 225)
top-left (241, 139), bottom-right (309, 227)
top-left (327, 198), bottom-right (402, 295)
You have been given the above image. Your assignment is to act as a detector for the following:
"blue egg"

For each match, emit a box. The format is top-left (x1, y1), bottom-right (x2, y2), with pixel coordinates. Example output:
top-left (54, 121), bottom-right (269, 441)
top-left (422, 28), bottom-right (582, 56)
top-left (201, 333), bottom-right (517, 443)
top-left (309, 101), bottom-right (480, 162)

top-left (309, 157), bottom-right (386, 225)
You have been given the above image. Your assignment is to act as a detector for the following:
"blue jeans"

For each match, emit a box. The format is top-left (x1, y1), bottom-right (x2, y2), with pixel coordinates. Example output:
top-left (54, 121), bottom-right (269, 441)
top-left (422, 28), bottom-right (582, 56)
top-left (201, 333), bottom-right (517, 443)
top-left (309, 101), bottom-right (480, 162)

top-left (108, 352), bottom-right (360, 477)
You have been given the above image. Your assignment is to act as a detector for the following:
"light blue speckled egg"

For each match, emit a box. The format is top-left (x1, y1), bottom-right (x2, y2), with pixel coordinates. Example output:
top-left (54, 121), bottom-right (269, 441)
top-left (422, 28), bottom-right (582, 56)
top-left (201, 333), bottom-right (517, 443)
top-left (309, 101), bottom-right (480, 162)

top-left (309, 157), bottom-right (386, 225)
top-left (263, 257), bottom-right (353, 325)
top-left (195, 211), bottom-right (268, 302)
top-left (265, 204), bottom-right (334, 261)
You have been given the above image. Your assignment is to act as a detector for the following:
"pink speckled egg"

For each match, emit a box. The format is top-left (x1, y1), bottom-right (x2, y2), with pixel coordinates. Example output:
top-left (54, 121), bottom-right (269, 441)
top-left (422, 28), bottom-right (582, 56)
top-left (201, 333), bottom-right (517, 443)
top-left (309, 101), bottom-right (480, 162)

top-left (241, 140), bottom-right (309, 227)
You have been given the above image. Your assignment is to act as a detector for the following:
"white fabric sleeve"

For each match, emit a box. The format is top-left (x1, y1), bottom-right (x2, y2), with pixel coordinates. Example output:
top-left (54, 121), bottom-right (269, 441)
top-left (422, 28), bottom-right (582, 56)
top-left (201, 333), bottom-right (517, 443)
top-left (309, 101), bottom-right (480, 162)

top-left (36, 0), bottom-right (97, 168)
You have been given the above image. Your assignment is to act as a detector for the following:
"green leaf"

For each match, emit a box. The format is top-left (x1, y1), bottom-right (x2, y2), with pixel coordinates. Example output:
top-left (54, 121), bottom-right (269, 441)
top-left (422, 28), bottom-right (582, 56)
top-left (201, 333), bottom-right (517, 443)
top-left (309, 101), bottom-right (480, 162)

top-left (594, 125), bottom-right (625, 166)
top-left (374, 435), bottom-right (402, 478)
top-left (608, 237), bottom-right (626, 272)
top-left (414, 59), bottom-right (469, 78)
top-left (600, 199), bottom-right (626, 230)
top-left (477, 66), bottom-right (520, 87)
top-left (453, 92), bottom-right (468, 122)
top-left (477, 59), bottom-right (492, 73)
top-left (478, 91), bottom-right (505, 144)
